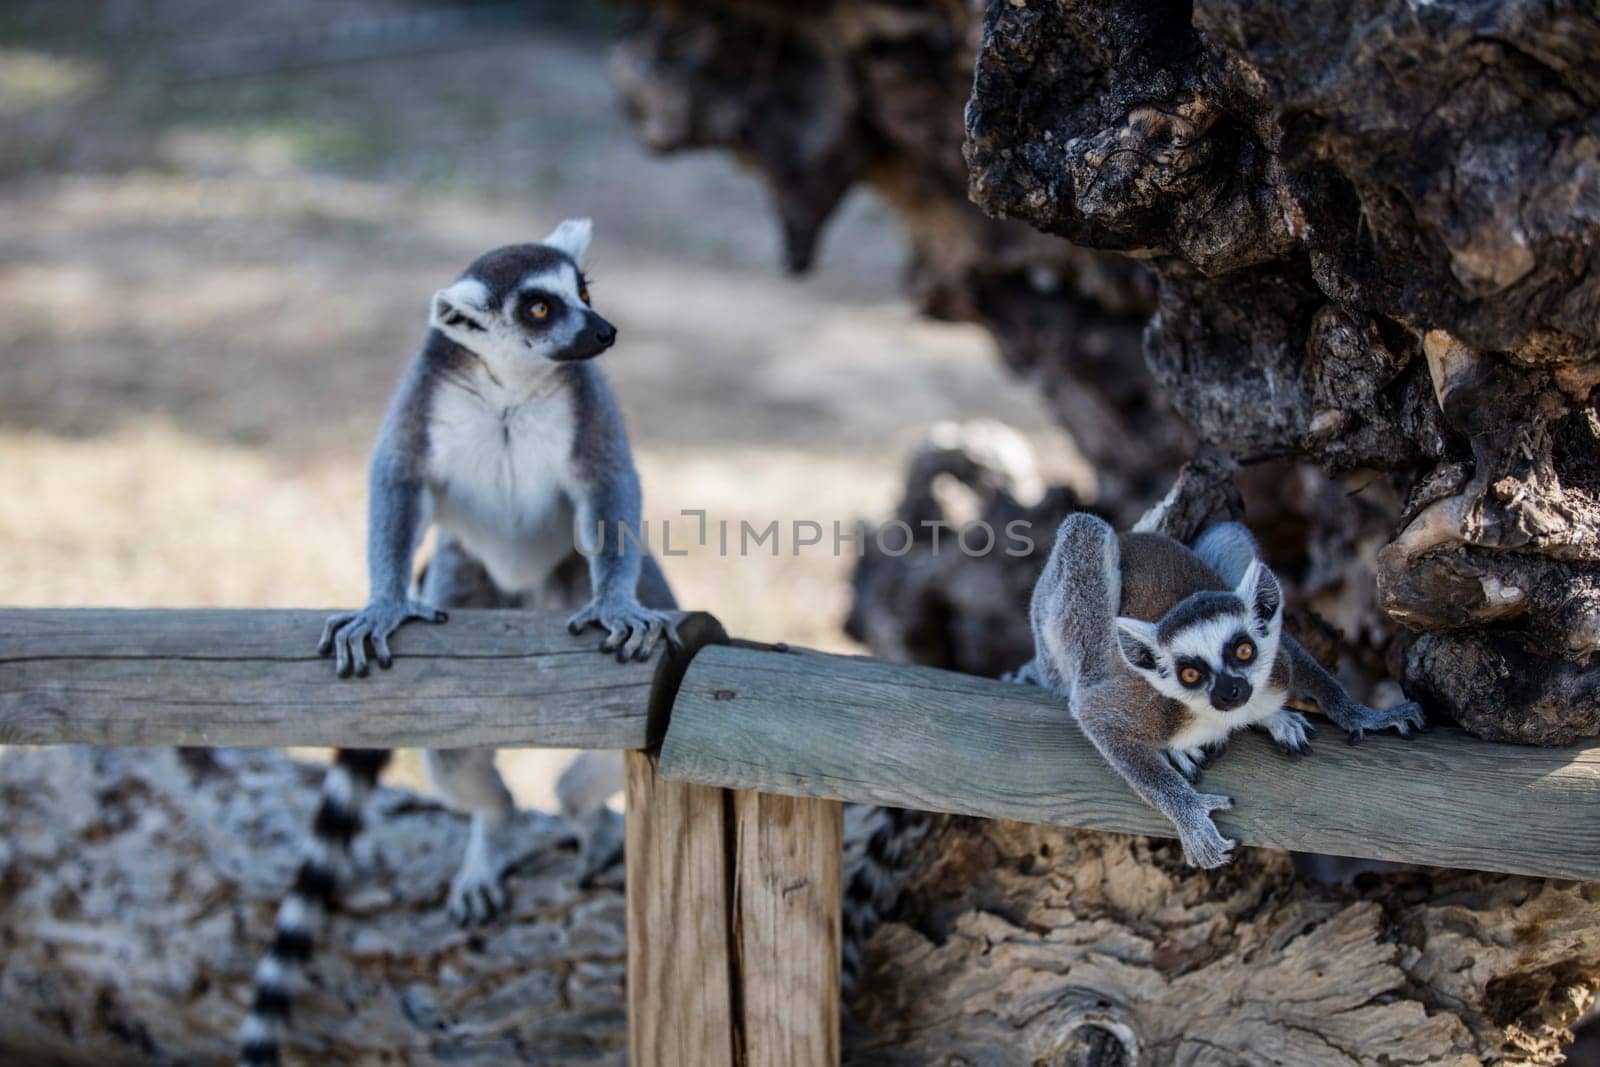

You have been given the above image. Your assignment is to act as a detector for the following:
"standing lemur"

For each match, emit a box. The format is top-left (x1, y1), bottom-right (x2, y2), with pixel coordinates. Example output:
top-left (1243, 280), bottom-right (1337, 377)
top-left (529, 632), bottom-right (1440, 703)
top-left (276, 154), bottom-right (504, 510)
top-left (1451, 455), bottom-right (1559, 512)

top-left (1014, 514), bottom-right (1426, 868)
top-left (242, 220), bottom-right (676, 1067)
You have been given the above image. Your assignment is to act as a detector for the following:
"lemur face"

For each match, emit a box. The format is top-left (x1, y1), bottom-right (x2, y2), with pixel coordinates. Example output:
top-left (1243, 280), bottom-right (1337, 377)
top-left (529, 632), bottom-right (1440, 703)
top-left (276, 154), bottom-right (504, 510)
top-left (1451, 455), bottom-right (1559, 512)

top-left (1115, 559), bottom-right (1285, 713)
top-left (428, 218), bottom-right (617, 373)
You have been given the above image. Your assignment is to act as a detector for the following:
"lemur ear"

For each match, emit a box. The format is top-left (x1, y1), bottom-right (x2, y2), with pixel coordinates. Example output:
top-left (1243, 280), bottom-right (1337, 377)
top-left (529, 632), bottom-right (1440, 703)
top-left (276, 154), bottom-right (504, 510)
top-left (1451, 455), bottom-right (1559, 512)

top-left (430, 279), bottom-right (490, 337)
top-left (542, 217), bottom-right (593, 263)
top-left (1114, 618), bottom-right (1162, 675)
top-left (1236, 559), bottom-right (1283, 636)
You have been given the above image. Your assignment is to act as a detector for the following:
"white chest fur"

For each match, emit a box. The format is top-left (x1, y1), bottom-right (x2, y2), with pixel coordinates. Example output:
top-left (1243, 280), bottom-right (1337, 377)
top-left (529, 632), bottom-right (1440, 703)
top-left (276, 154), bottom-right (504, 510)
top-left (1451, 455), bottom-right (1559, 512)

top-left (425, 371), bottom-right (579, 594)
top-left (1167, 683), bottom-right (1288, 751)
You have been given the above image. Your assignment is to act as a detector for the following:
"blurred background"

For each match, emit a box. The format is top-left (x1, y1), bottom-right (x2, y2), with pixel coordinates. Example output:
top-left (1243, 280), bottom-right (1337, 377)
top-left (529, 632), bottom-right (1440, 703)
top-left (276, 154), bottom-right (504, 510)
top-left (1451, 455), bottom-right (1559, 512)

top-left (0, 0), bottom-right (1080, 803)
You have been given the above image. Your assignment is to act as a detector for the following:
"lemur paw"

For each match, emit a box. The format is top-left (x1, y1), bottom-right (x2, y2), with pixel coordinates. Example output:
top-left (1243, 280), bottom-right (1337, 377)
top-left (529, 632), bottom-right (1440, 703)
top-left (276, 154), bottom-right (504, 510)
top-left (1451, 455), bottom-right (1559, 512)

top-left (1263, 710), bottom-right (1314, 758)
top-left (1177, 797), bottom-right (1235, 868)
top-left (447, 864), bottom-right (508, 925)
top-left (567, 599), bottom-right (681, 662)
top-left (1338, 699), bottom-right (1427, 746)
top-left (1001, 659), bottom-right (1044, 687)
top-left (318, 598), bottom-right (447, 678)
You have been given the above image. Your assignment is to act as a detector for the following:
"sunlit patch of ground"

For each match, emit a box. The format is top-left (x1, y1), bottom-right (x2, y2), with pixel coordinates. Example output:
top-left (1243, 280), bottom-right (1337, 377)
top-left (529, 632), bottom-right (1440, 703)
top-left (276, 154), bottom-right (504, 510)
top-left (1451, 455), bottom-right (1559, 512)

top-left (0, 0), bottom-right (1081, 804)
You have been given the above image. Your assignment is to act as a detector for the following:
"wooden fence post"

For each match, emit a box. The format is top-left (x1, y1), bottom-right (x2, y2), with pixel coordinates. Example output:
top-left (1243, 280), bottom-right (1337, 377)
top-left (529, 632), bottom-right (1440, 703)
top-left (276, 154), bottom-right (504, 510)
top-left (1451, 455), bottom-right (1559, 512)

top-left (624, 750), bottom-right (737, 1067)
top-left (625, 753), bottom-right (843, 1067)
top-left (732, 790), bottom-right (842, 1067)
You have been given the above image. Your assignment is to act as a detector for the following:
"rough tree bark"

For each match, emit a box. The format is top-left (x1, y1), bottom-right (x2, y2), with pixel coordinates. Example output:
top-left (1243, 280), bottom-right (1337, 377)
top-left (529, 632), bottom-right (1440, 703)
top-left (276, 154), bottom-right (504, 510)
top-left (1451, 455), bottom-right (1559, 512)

top-left (612, 0), bottom-right (1600, 744)
top-left (0, 746), bottom-right (627, 1066)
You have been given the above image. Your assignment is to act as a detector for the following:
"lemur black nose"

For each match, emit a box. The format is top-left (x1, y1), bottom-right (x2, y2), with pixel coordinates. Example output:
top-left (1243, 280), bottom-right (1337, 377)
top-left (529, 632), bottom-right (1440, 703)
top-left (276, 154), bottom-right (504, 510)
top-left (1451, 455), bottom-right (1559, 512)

top-left (595, 323), bottom-right (616, 346)
top-left (1211, 675), bottom-right (1251, 711)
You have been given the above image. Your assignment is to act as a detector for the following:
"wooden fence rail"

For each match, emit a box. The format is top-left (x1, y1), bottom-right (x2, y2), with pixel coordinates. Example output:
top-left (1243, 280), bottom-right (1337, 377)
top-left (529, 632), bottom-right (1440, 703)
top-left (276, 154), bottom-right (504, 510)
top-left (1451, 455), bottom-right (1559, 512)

top-left (4, 607), bottom-right (1599, 882)
top-left (4, 606), bottom-right (1600, 1067)
top-left (663, 644), bottom-right (1600, 882)
top-left (0, 608), bottom-right (723, 750)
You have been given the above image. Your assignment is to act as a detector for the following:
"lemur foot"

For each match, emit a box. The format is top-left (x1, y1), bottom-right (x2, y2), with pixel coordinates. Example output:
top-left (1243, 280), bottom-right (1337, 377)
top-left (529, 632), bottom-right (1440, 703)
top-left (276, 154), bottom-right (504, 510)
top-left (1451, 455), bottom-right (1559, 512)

top-left (576, 839), bottom-right (625, 890)
top-left (1176, 794), bottom-right (1235, 869)
top-left (318, 598), bottom-right (447, 678)
top-left (1001, 659), bottom-right (1044, 687)
top-left (1263, 709), bottom-right (1314, 757)
top-left (567, 598), bottom-right (681, 662)
top-left (1335, 699), bottom-right (1427, 746)
top-left (447, 860), bottom-right (508, 925)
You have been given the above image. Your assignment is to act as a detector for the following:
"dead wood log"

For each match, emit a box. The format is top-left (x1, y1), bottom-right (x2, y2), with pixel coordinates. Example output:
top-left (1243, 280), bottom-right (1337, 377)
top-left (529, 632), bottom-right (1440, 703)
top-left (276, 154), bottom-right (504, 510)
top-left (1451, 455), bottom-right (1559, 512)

top-left (847, 818), bottom-right (1600, 1066)
top-left (0, 746), bottom-right (626, 1066)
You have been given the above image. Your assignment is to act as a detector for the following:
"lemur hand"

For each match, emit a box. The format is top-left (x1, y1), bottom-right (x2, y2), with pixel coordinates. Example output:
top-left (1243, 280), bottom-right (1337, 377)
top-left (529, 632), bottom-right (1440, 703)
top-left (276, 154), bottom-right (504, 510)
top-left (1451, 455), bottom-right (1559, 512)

top-left (567, 597), bottom-right (681, 662)
top-left (1176, 793), bottom-right (1235, 868)
top-left (1262, 709), bottom-right (1314, 757)
top-left (1329, 698), bottom-right (1427, 745)
top-left (318, 598), bottom-right (447, 678)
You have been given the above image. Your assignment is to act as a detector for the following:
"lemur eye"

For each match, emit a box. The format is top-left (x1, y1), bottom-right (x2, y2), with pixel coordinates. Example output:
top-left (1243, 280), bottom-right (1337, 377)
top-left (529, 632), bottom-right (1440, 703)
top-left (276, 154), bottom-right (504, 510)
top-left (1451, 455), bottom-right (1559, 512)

top-left (579, 283), bottom-right (591, 304)
top-left (529, 300), bottom-right (550, 320)
top-left (1179, 666), bottom-right (1204, 687)
top-left (1234, 640), bottom-right (1255, 662)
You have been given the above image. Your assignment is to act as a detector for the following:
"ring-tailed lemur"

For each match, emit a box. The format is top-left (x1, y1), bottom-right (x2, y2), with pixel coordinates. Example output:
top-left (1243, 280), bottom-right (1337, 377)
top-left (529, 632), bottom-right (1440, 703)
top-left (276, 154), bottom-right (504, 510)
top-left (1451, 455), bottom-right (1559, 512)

top-left (242, 221), bottom-right (677, 1067)
top-left (1013, 514), bottom-right (1426, 868)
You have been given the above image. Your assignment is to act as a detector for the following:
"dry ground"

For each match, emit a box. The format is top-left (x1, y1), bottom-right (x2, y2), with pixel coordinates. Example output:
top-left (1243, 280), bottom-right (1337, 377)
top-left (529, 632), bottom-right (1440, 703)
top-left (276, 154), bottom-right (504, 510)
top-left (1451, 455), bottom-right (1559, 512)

top-left (0, 0), bottom-right (1076, 804)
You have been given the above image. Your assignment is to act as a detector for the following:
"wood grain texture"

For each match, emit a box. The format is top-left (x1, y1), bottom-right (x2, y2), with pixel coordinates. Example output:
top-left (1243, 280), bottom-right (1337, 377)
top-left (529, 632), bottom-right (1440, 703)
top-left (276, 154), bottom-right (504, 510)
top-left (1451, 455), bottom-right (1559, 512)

top-left (0, 608), bottom-right (723, 749)
top-left (661, 645), bottom-right (1600, 882)
top-left (733, 790), bottom-right (842, 1067)
top-left (624, 750), bottom-right (737, 1067)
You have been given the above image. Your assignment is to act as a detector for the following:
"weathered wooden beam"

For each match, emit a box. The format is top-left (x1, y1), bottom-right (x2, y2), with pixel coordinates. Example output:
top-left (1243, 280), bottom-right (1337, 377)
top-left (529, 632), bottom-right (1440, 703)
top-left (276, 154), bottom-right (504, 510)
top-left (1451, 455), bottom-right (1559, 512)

top-left (732, 790), bottom-right (842, 1067)
top-left (0, 609), bottom-right (724, 749)
top-left (624, 751), bottom-right (737, 1067)
top-left (661, 645), bottom-right (1600, 883)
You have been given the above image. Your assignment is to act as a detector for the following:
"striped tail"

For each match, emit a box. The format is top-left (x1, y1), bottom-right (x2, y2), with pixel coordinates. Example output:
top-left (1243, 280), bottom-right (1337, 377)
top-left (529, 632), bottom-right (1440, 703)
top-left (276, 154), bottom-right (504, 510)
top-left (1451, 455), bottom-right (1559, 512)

top-left (840, 805), bottom-right (934, 1000)
top-left (240, 748), bottom-right (391, 1067)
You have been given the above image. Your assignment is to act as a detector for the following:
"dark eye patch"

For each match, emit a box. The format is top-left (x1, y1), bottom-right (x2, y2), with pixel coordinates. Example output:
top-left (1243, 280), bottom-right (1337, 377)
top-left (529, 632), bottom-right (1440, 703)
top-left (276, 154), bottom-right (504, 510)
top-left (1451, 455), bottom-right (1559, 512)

top-left (517, 289), bottom-right (564, 328)
top-left (1227, 634), bottom-right (1256, 665)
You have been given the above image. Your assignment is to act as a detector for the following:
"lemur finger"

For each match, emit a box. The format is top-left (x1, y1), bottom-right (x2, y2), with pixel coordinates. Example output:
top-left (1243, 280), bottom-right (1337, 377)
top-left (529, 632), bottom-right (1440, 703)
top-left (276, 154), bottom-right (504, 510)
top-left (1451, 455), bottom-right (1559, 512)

top-left (624, 623), bottom-right (656, 662)
top-left (346, 623), bottom-right (372, 678)
top-left (318, 613), bottom-right (356, 655)
top-left (372, 631), bottom-right (393, 670)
